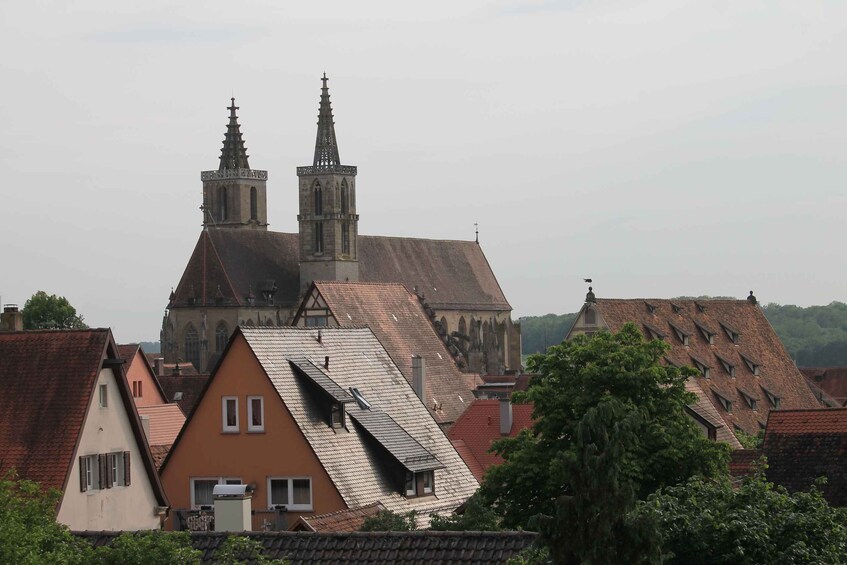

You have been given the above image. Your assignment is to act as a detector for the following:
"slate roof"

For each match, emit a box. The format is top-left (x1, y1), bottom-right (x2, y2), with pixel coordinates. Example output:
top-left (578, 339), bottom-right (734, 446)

top-left (582, 298), bottom-right (819, 437)
top-left (447, 400), bottom-right (535, 481)
top-left (0, 330), bottom-right (168, 506)
top-left (169, 230), bottom-right (510, 312)
top-left (136, 404), bottom-right (186, 446)
top-left (763, 409), bottom-right (847, 505)
top-left (158, 374), bottom-right (210, 415)
top-left (164, 327), bottom-right (478, 519)
top-left (298, 282), bottom-right (476, 426)
top-left (76, 530), bottom-right (538, 564)
top-left (800, 367), bottom-right (847, 407)
top-left (291, 502), bottom-right (385, 532)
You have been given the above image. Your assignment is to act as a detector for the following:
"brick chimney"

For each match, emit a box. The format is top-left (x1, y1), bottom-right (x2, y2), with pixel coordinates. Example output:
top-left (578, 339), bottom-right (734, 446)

top-left (412, 355), bottom-right (426, 403)
top-left (1, 305), bottom-right (23, 332)
top-left (499, 397), bottom-right (513, 436)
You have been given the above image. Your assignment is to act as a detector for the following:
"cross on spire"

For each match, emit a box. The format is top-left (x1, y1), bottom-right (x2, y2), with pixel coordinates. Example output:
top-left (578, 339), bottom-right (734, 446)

top-left (313, 73), bottom-right (341, 168)
top-left (218, 97), bottom-right (250, 171)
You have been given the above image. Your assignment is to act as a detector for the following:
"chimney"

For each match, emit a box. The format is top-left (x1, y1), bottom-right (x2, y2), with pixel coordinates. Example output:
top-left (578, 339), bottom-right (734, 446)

top-left (140, 415), bottom-right (151, 440)
top-left (499, 397), bottom-right (513, 436)
top-left (154, 358), bottom-right (164, 377)
top-left (324, 356), bottom-right (330, 370)
top-left (412, 355), bottom-right (425, 402)
top-left (173, 362), bottom-right (181, 376)
top-left (1, 305), bottom-right (23, 332)
top-left (213, 484), bottom-right (253, 532)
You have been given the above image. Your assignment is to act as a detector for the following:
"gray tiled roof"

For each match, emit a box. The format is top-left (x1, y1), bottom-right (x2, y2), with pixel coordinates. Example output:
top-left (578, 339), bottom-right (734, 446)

top-left (289, 357), bottom-right (355, 404)
top-left (347, 406), bottom-right (444, 473)
top-left (240, 327), bottom-right (478, 520)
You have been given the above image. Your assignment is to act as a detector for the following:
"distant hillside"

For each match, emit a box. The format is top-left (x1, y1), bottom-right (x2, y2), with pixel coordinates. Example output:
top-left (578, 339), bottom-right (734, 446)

top-left (521, 301), bottom-right (847, 367)
top-left (139, 341), bottom-right (160, 354)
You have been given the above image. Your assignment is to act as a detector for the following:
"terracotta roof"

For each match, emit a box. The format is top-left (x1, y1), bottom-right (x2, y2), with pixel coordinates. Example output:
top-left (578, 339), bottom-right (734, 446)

top-left (149, 445), bottom-right (171, 470)
top-left (582, 298), bottom-right (819, 438)
top-left (292, 502), bottom-right (385, 532)
top-left (447, 399), bottom-right (535, 481)
top-left (158, 374), bottom-right (210, 415)
top-left (763, 409), bottom-right (847, 505)
top-left (169, 230), bottom-right (509, 312)
top-left (163, 327), bottom-right (478, 519)
top-left (76, 530), bottom-right (538, 564)
top-left (800, 367), bottom-right (847, 406)
top-left (300, 282), bottom-right (477, 425)
top-left (450, 439), bottom-right (485, 482)
top-left (136, 404), bottom-right (186, 446)
top-left (684, 378), bottom-right (743, 449)
top-left (728, 449), bottom-right (762, 478)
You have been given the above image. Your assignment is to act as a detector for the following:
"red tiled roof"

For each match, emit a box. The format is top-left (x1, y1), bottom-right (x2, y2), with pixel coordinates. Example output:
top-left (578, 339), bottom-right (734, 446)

top-left (292, 502), bottom-right (386, 532)
top-left (763, 409), bottom-right (847, 505)
top-left (149, 445), bottom-right (171, 471)
top-left (304, 282), bottom-right (477, 425)
top-left (170, 230), bottom-right (509, 312)
top-left (447, 399), bottom-right (534, 480)
top-left (450, 440), bottom-right (485, 482)
top-left (729, 449), bottom-right (762, 478)
top-left (0, 330), bottom-right (110, 491)
top-left (136, 404), bottom-right (186, 446)
top-left (585, 298), bottom-right (819, 438)
top-left (800, 367), bottom-right (847, 406)
top-left (158, 374), bottom-right (210, 416)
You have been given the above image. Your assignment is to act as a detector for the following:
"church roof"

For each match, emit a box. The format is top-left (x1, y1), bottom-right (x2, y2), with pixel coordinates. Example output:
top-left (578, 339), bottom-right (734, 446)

top-left (169, 230), bottom-right (510, 312)
top-left (218, 98), bottom-right (250, 171)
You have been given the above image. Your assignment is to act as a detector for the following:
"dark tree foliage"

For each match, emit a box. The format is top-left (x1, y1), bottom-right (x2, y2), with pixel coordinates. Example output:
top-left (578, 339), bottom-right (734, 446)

top-left (359, 509), bottom-right (418, 531)
top-left (97, 531), bottom-right (200, 565)
top-left (519, 313), bottom-right (578, 355)
top-left (429, 492), bottom-right (501, 531)
top-left (481, 324), bottom-right (729, 534)
top-left (213, 536), bottom-right (287, 565)
top-left (22, 290), bottom-right (88, 330)
top-left (638, 471), bottom-right (847, 565)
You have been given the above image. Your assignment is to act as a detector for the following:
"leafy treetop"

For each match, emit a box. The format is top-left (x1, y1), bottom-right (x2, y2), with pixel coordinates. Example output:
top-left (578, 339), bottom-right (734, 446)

top-left (22, 290), bottom-right (88, 330)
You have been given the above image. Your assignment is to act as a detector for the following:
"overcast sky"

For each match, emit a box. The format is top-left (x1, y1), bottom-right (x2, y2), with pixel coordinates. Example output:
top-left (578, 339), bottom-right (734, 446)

top-left (1, 1), bottom-right (845, 343)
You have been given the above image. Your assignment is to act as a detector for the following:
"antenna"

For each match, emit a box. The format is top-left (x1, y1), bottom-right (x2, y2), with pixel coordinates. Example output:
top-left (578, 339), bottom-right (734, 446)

top-left (474, 222), bottom-right (479, 244)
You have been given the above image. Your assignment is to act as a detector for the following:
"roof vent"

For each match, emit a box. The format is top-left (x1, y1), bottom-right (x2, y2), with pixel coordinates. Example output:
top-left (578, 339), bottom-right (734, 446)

top-left (747, 290), bottom-right (758, 305)
top-left (317, 330), bottom-right (322, 343)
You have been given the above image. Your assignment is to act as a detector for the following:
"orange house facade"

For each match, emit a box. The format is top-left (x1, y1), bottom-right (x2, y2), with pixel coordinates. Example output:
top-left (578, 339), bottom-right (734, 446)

top-left (160, 334), bottom-right (345, 529)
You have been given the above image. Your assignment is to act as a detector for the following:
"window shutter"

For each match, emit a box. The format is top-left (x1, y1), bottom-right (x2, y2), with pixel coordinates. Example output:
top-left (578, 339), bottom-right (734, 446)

top-left (79, 457), bottom-right (87, 492)
top-left (98, 454), bottom-right (107, 489)
top-left (105, 455), bottom-right (113, 489)
top-left (123, 451), bottom-right (131, 486)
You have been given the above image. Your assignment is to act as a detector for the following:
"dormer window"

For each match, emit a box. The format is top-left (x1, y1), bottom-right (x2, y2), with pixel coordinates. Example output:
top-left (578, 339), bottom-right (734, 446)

top-left (720, 322), bottom-right (741, 344)
top-left (690, 355), bottom-right (711, 378)
top-left (670, 302), bottom-right (683, 314)
top-left (350, 387), bottom-right (372, 410)
top-left (645, 301), bottom-right (657, 315)
top-left (669, 322), bottom-right (690, 346)
top-left (714, 391), bottom-right (732, 413)
top-left (737, 388), bottom-right (758, 410)
top-left (644, 322), bottom-right (666, 341)
top-left (762, 387), bottom-right (781, 409)
top-left (695, 302), bottom-right (707, 313)
top-left (715, 354), bottom-right (736, 377)
top-left (331, 402), bottom-right (346, 429)
top-left (405, 470), bottom-right (435, 498)
top-left (740, 353), bottom-right (761, 376)
top-left (694, 321), bottom-right (715, 345)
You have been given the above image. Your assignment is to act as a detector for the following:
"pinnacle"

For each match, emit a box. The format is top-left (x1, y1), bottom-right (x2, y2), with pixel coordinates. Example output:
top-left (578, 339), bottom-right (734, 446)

top-left (218, 97), bottom-right (250, 171)
top-left (313, 74), bottom-right (341, 167)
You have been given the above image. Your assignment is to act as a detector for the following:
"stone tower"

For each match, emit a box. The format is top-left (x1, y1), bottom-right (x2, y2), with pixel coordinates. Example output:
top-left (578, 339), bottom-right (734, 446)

top-left (201, 98), bottom-right (269, 230)
top-left (297, 74), bottom-right (359, 292)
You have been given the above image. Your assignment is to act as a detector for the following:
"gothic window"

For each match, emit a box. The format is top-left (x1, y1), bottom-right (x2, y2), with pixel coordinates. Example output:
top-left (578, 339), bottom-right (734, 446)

top-left (314, 222), bottom-right (324, 253)
top-left (218, 186), bottom-right (228, 221)
top-left (458, 316), bottom-right (467, 337)
top-left (440, 316), bottom-right (448, 335)
top-left (215, 322), bottom-right (228, 353)
top-left (341, 222), bottom-right (350, 254)
top-left (341, 180), bottom-right (349, 214)
top-left (184, 324), bottom-right (200, 370)
top-left (313, 181), bottom-right (323, 216)
top-left (250, 187), bottom-right (258, 220)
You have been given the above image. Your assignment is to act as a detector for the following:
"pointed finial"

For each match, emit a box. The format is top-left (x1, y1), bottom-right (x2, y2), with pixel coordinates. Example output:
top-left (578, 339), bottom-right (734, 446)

top-left (585, 285), bottom-right (596, 304)
top-left (747, 290), bottom-right (758, 305)
top-left (313, 74), bottom-right (341, 167)
top-left (219, 97), bottom-right (250, 171)
top-left (474, 222), bottom-right (479, 244)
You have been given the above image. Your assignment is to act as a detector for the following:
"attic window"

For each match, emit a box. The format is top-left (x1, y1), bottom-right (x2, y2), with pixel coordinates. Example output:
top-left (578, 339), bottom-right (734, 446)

top-left (643, 323), bottom-right (666, 341)
top-left (740, 353), bottom-right (761, 376)
top-left (715, 354), bottom-right (736, 377)
top-left (645, 301), bottom-right (657, 314)
top-left (669, 322), bottom-right (690, 346)
top-left (405, 470), bottom-right (435, 498)
top-left (694, 322), bottom-right (715, 345)
top-left (695, 302), bottom-right (707, 313)
top-left (670, 303), bottom-right (683, 314)
top-left (714, 391), bottom-right (732, 413)
top-left (762, 387), bottom-right (781, 409)
top-left (331, 403), bottom-right (346, 429)
top-left (737, 388), bottom-right (758, 410)
top-left (350, 387), bottom-right (372, 410)
top-left (173, 392), bottom-right (184, 402)
top-left (720, 322), bottom-right (741, 344)
top-left (690, 355), bottom-right (711, 378)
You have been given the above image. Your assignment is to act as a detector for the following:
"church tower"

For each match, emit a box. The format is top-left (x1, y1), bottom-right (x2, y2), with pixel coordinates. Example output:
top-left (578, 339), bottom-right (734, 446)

top-left (297, 74), bottom-right (359, 292)
top-left (201, 98), bottom-right (268, 230)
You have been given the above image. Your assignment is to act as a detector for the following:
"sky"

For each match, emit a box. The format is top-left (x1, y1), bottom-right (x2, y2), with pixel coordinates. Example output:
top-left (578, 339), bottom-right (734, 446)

top-left (1, 0), bottom-right (845, 343)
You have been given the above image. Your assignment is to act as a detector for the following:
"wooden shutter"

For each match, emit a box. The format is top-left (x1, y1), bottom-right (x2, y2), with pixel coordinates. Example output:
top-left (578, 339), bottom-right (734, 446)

top-left (123, 451), bottom-right (131, 486)
top-left (105, 454), bottom-right (113, 489)
top-left (98, 454), bottom-right (107, 489)
top-left (79, 456), bottom-right (87, 492)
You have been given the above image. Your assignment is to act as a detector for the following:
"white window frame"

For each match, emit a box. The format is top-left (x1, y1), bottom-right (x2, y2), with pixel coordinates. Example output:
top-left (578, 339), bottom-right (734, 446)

top-left (405, 471), bottom-right (416, 497)
top-left (267, 477), bottom-right (313, 511)
top-left (84, 455), bottom-right (98, 491)
top-left (247, 396), bottom-right (264, 432)
top-left (190, 477), bottom-right (241, 509)
top-left (423, 470), bottom-right (434, 494)
top-left (99, 384), bottom-right (108, 407)
top-left (222, 396), bottom-right (239, 433)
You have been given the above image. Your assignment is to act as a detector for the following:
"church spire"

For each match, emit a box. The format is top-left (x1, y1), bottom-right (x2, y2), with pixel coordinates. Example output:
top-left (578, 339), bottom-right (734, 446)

top-left (219, 98), bottom-right (250, 171)
top-left (313, 74), bottom-right (341, 168)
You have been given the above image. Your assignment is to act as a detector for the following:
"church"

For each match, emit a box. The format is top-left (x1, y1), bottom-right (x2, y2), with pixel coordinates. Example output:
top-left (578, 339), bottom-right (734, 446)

top-left (161, 76), bottom-right (521, 376)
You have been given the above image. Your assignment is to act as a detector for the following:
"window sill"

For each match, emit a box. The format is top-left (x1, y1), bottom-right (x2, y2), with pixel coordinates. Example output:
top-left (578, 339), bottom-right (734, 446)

top-left (221, 430), bottom-right (240, 434)
top-left (247, 429), bottom-right (265, 434)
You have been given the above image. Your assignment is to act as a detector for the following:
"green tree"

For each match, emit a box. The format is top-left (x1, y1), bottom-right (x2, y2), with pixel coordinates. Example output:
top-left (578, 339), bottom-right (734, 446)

top-left (213, 536), bottom-right (287, 565)
top-left (22, 290), bottom-right (88, 330)
top-left (481, 324), bottom-right (729, 532)
top-left (96, 531), bottom-right (200, 565)
top-left (639, 471), bottom-right (847, 564)
top-left (429, 492), bottom-right (501, 531)
top-left (359, 509), bottom-right (418, 531)
top-left (0, 470), bottom-right (94, 564)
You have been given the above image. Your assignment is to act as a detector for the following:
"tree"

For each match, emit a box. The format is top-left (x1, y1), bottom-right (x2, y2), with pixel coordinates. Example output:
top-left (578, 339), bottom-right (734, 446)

top-left (638, 471), bottom-right (847, 564)
top-left (359, 509), bottom-right (418, 531)
top-left (429, 492), bottom-right (501, 531)
top-left (22, 291), bottom-right (88, 330)
top-left (213, 536), bottom-right (287, 565)
top-left (0, 470), bottom-right (94, 564)
top-left (96, 531), bottom-right (200, 565)
top-left (481, 324), bottom-right (729, 537)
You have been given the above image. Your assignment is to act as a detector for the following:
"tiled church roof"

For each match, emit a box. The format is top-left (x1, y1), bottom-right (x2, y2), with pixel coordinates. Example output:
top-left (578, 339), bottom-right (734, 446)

top-left (169, 230), bottom-right (510, 312)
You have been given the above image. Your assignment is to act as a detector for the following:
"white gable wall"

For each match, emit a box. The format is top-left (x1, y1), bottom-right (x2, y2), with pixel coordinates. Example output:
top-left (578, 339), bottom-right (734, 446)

top-left (57, 368), bottom-right (161, 530)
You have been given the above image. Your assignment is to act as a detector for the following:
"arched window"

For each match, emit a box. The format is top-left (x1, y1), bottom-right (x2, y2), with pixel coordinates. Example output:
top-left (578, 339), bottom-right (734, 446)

top-left (458, 316), bottom-right (467, 337)
top-left (440, 316), bottom-right (448, 335)
top-left (218, 186), bottom-right (228, 221)
top-left (314, 222), bottom-right (324, 253)
top-left (341, 221), bottom-right (350, 254)
top-left (184, 324), bottom-right (200, 370)
top-left (584, 308), bottom-right (596, 325)
top-left (265, 318), bottom-right (274, 326)
top-left (341, 180), bottom-right (349, 214)
top-left (215, 322), bottom-right (228, 353)
top-left (313, 181), bottom-right (323, 216)
top-left (250, 187), bottom-right (258, 220)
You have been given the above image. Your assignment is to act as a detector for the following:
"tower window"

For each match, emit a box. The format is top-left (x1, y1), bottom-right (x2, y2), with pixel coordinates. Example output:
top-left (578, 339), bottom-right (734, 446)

top-left (342, 221), bottom-right (350, 254)
top-left (341, 180), bottom-right (349, 214)
top-left (184, 324), bottom-right (200, 370)
top-left (215, 322), bottom-right (228, 353)
top-left (314, 222), bottom-right (324, 254)
top-left (250, 186), bottom-right (258, 220)
top-left (218, 185), bottom-right (227, 221)
top-left (313, 182), bottom-right (323, 216)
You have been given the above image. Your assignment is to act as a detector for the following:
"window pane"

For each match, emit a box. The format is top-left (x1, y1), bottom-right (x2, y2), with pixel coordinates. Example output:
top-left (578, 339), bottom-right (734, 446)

top-left (251, 398), bottom-right (262, 427)
top-left (195, 480), bottom-right (217, 506)
top-left (292, 479), bottom-right (310, 505)
top-left (226, 399), bottom-right (237, 427)
top-left (270, 479), bottom-right (289, 505)
top-left (225, 478), bottom-right (242, 485)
